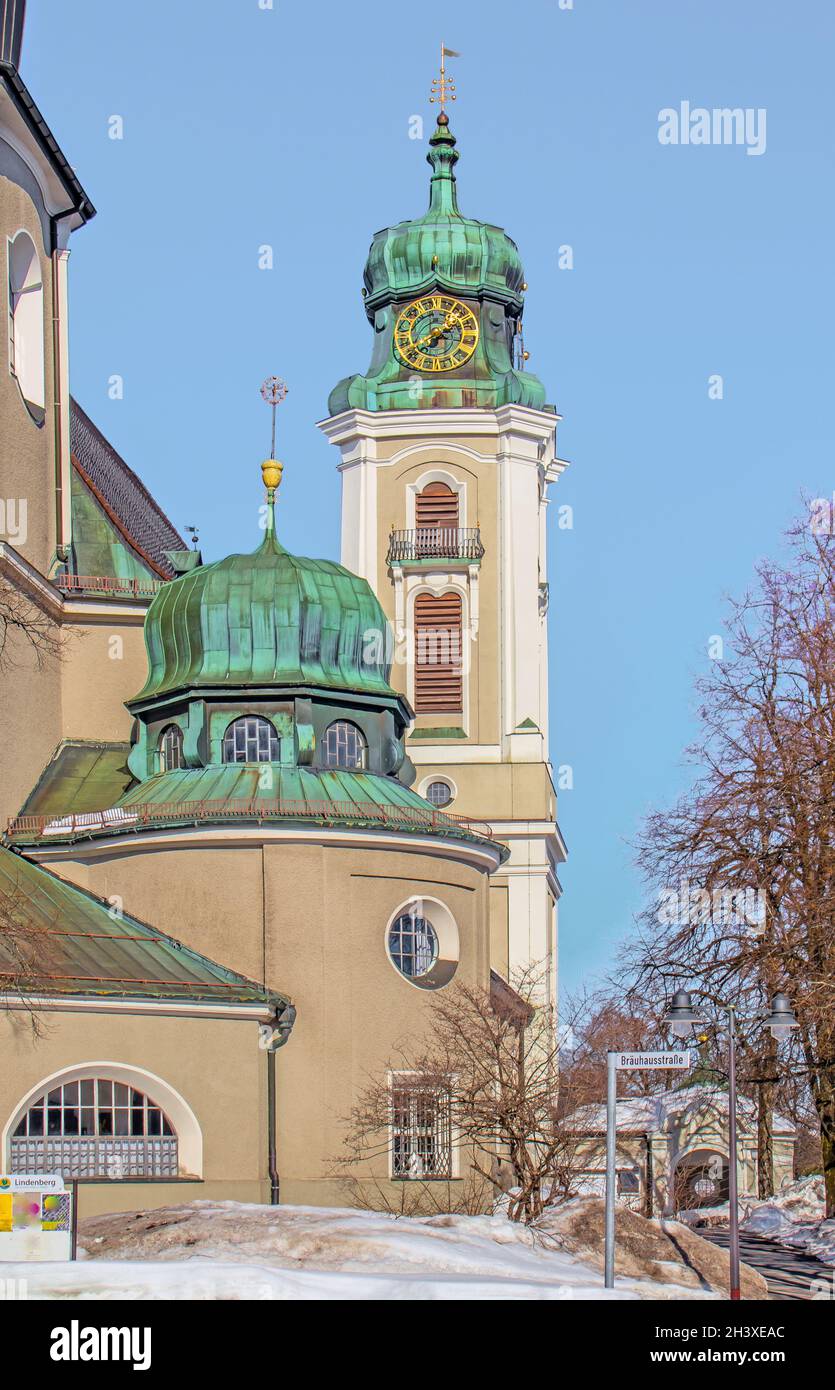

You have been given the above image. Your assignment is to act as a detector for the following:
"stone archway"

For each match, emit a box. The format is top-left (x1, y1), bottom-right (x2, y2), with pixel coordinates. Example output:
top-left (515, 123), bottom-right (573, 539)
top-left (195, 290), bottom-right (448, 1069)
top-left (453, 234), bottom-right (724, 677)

top-left (673, 1147), bottom-right (729, 1210)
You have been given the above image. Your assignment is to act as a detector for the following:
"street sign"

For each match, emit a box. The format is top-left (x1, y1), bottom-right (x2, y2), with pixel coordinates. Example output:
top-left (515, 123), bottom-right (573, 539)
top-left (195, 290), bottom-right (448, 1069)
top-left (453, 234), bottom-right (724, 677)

top-left (604, 1048), bottom-right (692, 1289)
top-left (614, 1051), bottom-right (690, 1070)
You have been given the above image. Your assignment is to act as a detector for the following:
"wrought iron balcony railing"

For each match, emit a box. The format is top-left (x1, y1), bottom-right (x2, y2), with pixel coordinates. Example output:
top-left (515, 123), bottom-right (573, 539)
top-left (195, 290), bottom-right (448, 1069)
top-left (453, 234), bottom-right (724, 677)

top-left (387, 527), bottom-right (484, 565)
top-left (55, 573), bottom-right (163, 599)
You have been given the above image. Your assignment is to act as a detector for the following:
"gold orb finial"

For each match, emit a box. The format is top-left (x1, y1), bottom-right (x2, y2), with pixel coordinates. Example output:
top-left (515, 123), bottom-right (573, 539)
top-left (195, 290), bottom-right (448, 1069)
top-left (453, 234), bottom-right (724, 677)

top-left (261, 458), bottom-right (283, 493)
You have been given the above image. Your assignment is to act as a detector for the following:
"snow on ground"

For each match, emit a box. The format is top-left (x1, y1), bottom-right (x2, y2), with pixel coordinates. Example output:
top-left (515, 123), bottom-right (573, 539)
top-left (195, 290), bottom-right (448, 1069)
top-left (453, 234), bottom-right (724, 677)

top-left (681, 1174), bottom-right (835, 1267)
top-left (1, 1201), bottom-right (726, 1301)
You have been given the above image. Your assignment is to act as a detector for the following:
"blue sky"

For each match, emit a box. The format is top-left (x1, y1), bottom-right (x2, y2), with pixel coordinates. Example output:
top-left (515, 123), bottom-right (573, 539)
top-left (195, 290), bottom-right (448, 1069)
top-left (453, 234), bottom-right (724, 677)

top-left (22, 1), bottom-right (835, 992)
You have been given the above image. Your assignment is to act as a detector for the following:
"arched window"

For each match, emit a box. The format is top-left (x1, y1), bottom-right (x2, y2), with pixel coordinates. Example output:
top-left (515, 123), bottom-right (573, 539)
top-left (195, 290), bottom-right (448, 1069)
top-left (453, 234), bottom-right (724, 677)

top-left (8, 231), bottom-right (45, 420)
top-left (416, 481), bottom-right (459, 529)
top-left (425, 779), bottom-right (453, 809)
top-left (11, 1078), bottom-right (178, 1179)
top-left (158, 724), bottom-right (184, 773)
top-left (414, 591), bottom-right (463, 713)
top-left (322, 720), bottom-right (367, 770)
top-left (388, 910), bottom-right (439, 979)
top-left (222, 715), bottom-right (279, 763)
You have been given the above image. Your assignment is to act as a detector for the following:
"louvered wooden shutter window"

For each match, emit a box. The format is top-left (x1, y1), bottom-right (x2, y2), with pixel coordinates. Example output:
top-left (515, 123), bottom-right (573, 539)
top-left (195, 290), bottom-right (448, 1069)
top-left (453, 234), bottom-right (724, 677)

top-left (414, 591), bottom-right (463, 713)
top-left (415, 482), bottom-right (459, 528)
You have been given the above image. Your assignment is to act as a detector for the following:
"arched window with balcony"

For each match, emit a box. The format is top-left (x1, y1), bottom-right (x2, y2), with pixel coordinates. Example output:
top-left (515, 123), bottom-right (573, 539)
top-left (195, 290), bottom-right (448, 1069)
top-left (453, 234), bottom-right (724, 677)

top-left (8, 230), bottom-right (45, 421)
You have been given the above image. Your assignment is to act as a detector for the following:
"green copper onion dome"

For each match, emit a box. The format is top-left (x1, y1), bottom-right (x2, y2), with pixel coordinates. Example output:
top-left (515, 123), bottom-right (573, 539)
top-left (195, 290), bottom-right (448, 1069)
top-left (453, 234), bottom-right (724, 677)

top-left (132, 478), bottom-right (395, 702)
top-left (362, 115), bottom-right (525, 314)
top-left (328, 113), bottom-right (551, 415)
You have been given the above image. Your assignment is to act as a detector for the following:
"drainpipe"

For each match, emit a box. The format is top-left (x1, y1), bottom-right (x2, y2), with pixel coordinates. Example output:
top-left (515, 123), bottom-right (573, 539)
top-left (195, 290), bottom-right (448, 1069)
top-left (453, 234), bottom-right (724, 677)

top-left (262, 1004), bottom-right (296, 1206)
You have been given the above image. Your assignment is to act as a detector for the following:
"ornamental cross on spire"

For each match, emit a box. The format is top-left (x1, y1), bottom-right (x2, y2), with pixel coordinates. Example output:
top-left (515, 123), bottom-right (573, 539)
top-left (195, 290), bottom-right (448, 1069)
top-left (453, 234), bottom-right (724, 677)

top-left (430, 43), bottom-right (459, 110)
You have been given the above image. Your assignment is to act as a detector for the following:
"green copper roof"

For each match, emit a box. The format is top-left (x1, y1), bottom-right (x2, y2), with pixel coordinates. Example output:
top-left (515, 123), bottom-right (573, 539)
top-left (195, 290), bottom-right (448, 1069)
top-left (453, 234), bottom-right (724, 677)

top-left (6, 767), bottom-right (503, 860)
top-left (0, 846), bottom-right (287, 1009)
top-left (132, 516), bottom-right (395, 704)
top-left (328, 114), bottom-right (551, 414)
top-left (17, 741), bottom-right (134, 818)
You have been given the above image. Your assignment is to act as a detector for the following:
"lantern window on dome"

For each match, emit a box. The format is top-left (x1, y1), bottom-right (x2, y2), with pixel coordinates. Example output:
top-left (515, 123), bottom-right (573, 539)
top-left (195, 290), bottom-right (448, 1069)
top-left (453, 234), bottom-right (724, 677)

top-left (158, 725), bottom-right (184, 773)
top-left (222, 716), bottom-right (280, 764)
top-left (322, 720), bottom-right (366, 770)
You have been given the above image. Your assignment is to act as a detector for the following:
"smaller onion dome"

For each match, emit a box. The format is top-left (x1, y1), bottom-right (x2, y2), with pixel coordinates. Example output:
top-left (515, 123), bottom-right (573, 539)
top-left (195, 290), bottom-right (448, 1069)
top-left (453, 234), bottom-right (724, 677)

top-left (132, 462), bottom-right (395, 702)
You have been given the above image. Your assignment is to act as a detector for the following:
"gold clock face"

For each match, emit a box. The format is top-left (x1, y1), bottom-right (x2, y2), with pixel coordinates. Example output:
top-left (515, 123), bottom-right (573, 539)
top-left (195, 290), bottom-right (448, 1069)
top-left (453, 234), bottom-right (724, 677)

top-left (393, 295), bottom-right (479, 373)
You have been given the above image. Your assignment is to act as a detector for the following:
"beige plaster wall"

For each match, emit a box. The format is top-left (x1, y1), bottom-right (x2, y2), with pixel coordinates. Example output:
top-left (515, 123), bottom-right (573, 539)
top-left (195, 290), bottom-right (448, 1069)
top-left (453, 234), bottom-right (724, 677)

top-left (0, 1008), bottom-right (269, 1221)
top-left (33, 832), bottom-right (492, 1207)
top-left (0, 174), bottom-right (56, 579)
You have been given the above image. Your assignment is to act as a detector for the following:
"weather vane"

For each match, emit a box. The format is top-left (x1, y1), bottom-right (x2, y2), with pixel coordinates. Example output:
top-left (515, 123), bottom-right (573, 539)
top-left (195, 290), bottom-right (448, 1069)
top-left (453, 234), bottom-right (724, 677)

top-left (430, 43), bottom-right (459, 110)
top-left (260, 375), bottom-right (288, 459)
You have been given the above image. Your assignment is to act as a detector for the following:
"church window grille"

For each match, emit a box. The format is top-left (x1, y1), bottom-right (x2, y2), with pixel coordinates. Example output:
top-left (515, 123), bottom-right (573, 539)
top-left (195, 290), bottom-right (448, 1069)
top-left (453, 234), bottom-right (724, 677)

top-left (158, 724), bottom-right (184, 772)
top-left (388, 910), bottom-right (439, 979)
top-left (322, 720), bottom-right (366, 770)
top-left (11, 1079), bottom-right (178, 1179)
top-left (390, 1075), bottom-right (453, 1180)
top-left (222, 716), bottom-right (279, 763)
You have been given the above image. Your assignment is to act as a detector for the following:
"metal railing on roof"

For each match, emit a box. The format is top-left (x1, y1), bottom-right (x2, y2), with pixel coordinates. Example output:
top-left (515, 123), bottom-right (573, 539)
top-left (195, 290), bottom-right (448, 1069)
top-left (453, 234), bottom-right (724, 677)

top-left (387, 527), bottom-right (484, 565)
top-left (6, 797), bottom-right (495, 845)
top-left (55, 574), bottom-right (163, 598)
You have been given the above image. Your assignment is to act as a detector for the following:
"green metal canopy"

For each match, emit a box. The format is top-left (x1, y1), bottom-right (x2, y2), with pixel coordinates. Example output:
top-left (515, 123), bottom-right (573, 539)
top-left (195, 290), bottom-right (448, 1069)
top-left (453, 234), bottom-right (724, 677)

top-left (133, 523), bottom-right (395, 703)
top-left (0, 846), bottom-right (287, 1009)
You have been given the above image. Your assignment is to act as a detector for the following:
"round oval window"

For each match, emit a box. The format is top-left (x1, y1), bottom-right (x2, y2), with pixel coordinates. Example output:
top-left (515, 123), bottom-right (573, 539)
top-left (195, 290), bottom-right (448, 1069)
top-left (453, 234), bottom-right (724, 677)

top-left (425, 780), bottom-right (453, 808)
top-left (388, 911), bottom-right (439, 980)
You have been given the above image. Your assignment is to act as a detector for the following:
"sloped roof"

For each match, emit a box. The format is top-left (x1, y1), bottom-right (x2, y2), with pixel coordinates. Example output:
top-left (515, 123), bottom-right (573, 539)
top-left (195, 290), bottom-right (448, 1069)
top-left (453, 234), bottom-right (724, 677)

top-left (568, 1085), bottom-right (796, 1138)
top-left (0, 846), bottom-right (286, 1010)
top-left (17, 741), bottom-right (134, 819)
top-left (70, 400), bottom-right (185, 579)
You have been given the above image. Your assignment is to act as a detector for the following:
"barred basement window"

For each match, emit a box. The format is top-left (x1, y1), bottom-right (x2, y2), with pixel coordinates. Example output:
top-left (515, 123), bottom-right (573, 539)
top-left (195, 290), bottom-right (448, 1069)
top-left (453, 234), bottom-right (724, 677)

top-left (414, 591), bottom-right (463, 714)
top-left (388, 910), bottom-right (439, 979)
top-left (322, 719), bottom-right (366, 770)
top-left (10, 1079), bottom-right (178, 1179)
top-left (390, 1076), bottom-right (453, 1180)
top-left (222, 716), bottom-right (279, 763)
top-left (158, 724), bottom-right (184, 772)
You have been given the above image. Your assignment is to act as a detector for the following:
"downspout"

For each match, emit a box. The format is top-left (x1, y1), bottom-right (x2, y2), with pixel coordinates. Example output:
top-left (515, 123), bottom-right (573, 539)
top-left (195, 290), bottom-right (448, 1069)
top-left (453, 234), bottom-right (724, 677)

top-left (49, 215), bottom-right (72, 564)
top-left (263, 1004), bottom-right (297, 1206)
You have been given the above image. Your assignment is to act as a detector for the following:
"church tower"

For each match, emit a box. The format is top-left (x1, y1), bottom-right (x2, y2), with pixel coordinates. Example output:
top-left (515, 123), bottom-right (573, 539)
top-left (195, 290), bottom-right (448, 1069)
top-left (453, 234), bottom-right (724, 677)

top-left (319, 87), bottom-right (568, 1006)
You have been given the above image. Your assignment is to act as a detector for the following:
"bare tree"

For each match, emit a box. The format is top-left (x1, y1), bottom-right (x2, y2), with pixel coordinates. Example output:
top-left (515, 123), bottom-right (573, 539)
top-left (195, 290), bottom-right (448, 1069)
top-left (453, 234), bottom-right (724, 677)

top-left (626, 516), bottom-right (835, 1215)
top-left (333, 969), bottom-right (594, 1224)
top-left (0, 881), bottom-right (51, 1035)
top-left (0, 581), bottom-right (63, 671)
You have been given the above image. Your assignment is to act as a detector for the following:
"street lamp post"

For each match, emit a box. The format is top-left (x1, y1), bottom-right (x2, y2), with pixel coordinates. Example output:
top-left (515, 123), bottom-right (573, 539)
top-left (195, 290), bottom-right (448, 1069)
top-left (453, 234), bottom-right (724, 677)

top-left (664, 989), bottom-right (798, 1301)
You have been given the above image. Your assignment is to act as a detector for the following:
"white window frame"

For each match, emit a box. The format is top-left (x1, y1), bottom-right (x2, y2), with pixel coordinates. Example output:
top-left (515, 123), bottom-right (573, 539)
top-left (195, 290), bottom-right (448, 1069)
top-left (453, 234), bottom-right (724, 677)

top-left (388, 1070), bottom-right (458, 1181)
top-left (7, 229), bottom-right (45, 419)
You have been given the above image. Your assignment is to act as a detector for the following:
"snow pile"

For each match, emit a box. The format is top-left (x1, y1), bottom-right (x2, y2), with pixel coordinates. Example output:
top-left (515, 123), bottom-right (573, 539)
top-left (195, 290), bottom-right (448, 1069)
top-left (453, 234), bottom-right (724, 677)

top-left (740, 1175), bottom-right (835, 1266)
top-left (681, 1174), bottom-right (835, 1267)
top-left (1, 1200), bottom-right (733, 1301)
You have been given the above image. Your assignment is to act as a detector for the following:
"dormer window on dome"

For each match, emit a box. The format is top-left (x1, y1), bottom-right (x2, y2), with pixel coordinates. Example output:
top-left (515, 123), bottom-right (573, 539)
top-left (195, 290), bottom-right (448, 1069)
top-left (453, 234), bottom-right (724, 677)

top-left (322, 720), bottom-right (366, 771)
top-left (223, 716), bottom-right (279, 765)
top-left (158, 725), bottom-right (184, 773)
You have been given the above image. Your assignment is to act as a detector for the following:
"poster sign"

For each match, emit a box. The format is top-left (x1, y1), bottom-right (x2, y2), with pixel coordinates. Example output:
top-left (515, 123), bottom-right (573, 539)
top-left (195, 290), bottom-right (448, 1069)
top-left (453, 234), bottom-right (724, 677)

top-left (0, 1175), bottom-right (72, 1261)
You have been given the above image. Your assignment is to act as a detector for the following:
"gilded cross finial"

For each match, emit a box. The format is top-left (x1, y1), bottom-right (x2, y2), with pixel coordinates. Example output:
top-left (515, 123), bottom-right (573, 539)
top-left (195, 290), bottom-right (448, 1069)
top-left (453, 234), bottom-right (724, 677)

top-left (430, 43), bottom-right (459, 110)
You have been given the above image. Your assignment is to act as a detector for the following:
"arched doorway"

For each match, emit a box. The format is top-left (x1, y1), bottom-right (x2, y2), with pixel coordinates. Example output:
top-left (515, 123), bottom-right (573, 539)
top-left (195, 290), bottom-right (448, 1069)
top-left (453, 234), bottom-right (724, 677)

top-left (674, 1148), bottom-right (729, 1210)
